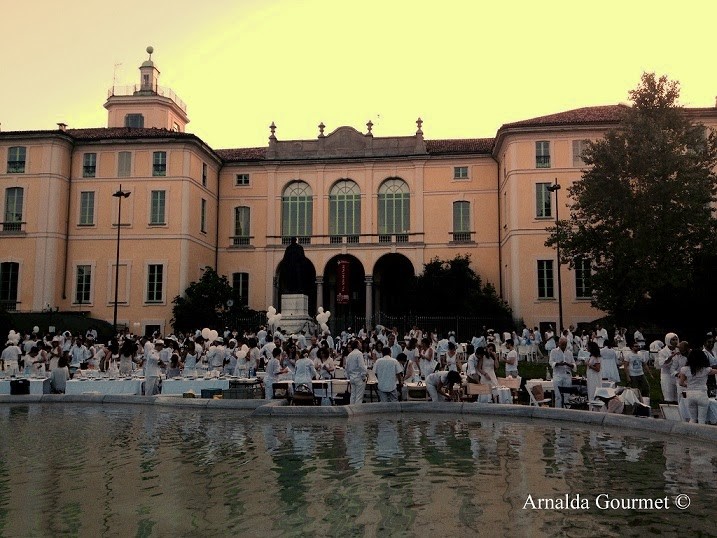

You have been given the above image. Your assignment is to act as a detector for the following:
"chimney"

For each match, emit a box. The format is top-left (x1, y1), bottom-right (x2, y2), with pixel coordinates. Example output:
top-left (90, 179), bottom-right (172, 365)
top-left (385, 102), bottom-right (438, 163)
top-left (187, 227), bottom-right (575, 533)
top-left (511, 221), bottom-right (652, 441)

top-left (57, 122), bottom-right (68, 132)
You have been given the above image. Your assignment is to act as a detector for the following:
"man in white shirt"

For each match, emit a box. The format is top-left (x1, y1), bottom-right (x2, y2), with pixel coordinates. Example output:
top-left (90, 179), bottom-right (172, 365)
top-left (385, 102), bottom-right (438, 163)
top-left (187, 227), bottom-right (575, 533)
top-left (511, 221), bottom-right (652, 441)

top-left (387, 333), bottom-right (402, 359)
top-left (633, 327), bottom-right (646, 349)
top-left (345, 339), bottom-right (367, 404)
top-left (503, 339), bottom-right (519, 378)
top-left (144, 339), bottom-right (164, 396)
top-left (549, 337), bottom-right (576, 408)
top-left (374, 348), bottom-right (403, 402)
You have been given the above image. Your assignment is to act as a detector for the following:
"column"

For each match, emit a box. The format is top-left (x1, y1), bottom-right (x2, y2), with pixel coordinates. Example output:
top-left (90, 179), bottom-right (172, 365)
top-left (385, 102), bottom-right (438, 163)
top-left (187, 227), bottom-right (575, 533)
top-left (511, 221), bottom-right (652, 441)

top-left (364, 276), bottom-right (373, 329)
top-left (315, 276), bottom-right (324, 311)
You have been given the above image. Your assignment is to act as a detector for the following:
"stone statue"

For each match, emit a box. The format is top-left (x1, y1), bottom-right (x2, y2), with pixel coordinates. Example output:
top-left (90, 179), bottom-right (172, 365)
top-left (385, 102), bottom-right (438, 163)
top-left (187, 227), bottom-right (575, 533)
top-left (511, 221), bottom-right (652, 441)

top-left (281, 237), bottom-right (306, 294)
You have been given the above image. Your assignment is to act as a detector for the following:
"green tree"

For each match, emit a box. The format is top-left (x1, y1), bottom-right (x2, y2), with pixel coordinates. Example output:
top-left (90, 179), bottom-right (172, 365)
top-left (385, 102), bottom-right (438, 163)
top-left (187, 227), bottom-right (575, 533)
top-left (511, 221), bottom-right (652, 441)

top-left (171, 267), bottom-right (255, 332)
top-left (413, 254), bottom-right (512, 321)
top-left (546, 73), bottom-right (717, 328)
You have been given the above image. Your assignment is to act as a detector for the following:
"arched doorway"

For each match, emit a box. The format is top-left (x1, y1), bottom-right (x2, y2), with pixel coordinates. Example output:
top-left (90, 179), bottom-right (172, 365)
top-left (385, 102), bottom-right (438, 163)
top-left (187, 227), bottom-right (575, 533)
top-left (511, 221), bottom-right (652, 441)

top-left (323, 254), bottom-right (366, 331)
top-left (373, 253), bottom-right (415, 316)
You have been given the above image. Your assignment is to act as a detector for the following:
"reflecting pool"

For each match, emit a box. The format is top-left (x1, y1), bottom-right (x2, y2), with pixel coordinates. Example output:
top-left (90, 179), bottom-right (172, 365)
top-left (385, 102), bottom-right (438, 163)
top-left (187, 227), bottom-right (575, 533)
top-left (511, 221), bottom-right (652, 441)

top-left (0, 404), bottom-right (715, 536)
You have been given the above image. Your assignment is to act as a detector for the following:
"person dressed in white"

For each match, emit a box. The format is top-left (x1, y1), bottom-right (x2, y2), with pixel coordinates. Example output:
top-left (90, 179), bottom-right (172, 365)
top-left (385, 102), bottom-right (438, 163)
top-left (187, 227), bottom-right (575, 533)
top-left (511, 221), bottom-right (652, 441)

top-left (465, 346), bottom-right (480, 384)
top-left (656, 333), bottom-right (679, 403)
top-left (316, 347), bottom-right (335, 380)
top-left (585, 341), bottom-right (602, 402)
top-left (678, 349), bottom-right (717, 424)
top-left (1, 340), bottom-right (22, 375)
top-left (144, 339), bottom-right (164, 396)
top-left (502, 339), bottom-right (519, 378)
top-left (598, 340), bottom-right (621, 383)
top-left (425, 370), bottom-right (461, 402)
top-left (293, 354), bottom-right (317, 386)
top-left (418, 337), bottom-right (437, 378)
top-left (549, 337), bottom-right (576, 408)
top-left (479, 344), bottom-right (500, 387)
top-left (633, 327), bottom-right (646, 349)
top-left (444, 342), bottom-right (461, 373)
top-left (345, 340), bottom-right (367, 405)
top-left (624, 342), bottom-right (650, 397)
top-left (374, 348), bottom-right (403, 402)
top-left (263, 347), bottom-right (286, 400)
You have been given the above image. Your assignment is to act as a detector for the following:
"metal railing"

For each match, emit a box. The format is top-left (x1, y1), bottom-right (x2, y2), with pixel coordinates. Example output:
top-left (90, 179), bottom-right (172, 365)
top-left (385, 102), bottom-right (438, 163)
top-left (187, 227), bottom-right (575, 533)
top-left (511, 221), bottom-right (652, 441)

top-left (231, 236), bottom-right (252, 246)
top-left (536, 155), bottom-right (551, 168)
top-left (108, 84), bottom-right (187, 113)
top-left (269, 232), bottom-right (422, 248)
top-left (1, 221), bottom-right (25, 232)
top-left (451, 231), bottom-right (473, 243)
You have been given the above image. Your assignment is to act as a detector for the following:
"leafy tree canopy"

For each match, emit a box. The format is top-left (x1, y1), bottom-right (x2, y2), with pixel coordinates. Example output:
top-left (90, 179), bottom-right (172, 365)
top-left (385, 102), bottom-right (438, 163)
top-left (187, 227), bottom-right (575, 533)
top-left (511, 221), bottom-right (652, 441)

top-left (546, 73), bottom-right (717, 327)
top-left (413, 254), bottom-right (512, 322)
top-left (171, 267), bottom-right (255, 333)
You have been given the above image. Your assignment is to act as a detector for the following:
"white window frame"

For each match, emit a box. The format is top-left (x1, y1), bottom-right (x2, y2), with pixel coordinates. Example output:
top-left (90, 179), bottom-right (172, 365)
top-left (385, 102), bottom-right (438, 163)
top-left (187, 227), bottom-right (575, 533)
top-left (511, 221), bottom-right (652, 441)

top-left (73, 263), bottom-right (95, 306)
top-left (329, 180), bottom-right (361, 238)
top-left (536, 141), bottom-right (551, 168)
top-left (149, 190), bottom-right (167, 225)
top-left (145, 262), bottom-right (166, 304)
top-left (152, 151), bottom-right (167, 177)
top-left (82, 153), bottom-right (97, 178)
top-left (453, 166), bottom-right (469, 180)
top-left (78, 191), bottom-right (95, 226)
top-left (452, 200), bottom-right (471, 242)
top-left (235, 173), bottom-right (250, 186)
top-left (200, 198), bottom-right (207, 233)
top-left (7, 146), bottom-right (26, 174)
top-left (536, 183), bottom-right (552, 219)
top-left (537, 259), bottom-right (554, 299)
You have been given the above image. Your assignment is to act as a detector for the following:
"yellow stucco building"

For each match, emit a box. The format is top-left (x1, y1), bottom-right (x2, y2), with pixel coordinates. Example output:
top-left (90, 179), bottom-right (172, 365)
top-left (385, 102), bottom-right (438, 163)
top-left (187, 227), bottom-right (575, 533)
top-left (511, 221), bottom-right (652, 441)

top-left (2, 51), bottom-right (716, 336)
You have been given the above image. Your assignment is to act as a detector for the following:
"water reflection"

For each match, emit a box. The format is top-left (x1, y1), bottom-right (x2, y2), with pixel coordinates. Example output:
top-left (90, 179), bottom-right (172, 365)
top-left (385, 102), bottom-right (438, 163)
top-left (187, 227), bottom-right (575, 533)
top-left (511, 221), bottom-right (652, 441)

top-left (0, 404), bottom-right (715, 536)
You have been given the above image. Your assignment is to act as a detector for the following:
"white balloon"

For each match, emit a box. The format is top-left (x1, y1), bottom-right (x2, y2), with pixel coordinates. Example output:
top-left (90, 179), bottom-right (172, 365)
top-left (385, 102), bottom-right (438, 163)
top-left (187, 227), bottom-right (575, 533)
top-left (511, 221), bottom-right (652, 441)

top-left (201, 328), bottom-right (211, 339)
top-left (325, 311), bottom-right (331, 319)
top-left (317, 307), bottom-right (324, 314)
top-left (208, 345), bottom-right (216, 352)
top-left (268, 315), bottom-right (276, 325)
top-left (241, 344), bottom-right (249, 353)
top-left (320, 323), bottom-right (329, 333)
top-left (209, 330), bottom-right (219, 341)
top-left (274, 313), bottom-right (282, 322)
top-left (236, 350), bottom-right (247, 360)
top-left (33, 326), bottom-right (40, 334)
top-left (268, 306), bottom-right (277, 315)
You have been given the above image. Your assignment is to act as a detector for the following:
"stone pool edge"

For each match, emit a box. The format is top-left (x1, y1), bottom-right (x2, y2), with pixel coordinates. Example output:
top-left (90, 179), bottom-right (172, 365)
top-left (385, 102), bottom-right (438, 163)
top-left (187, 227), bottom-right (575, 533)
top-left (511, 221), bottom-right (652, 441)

top-left (2, 394), bottom-right (716, 442)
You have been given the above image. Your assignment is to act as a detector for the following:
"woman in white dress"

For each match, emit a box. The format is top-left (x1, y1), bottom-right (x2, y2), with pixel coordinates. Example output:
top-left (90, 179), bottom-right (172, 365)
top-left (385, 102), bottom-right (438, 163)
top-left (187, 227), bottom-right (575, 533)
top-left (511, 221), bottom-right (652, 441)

top-left (479, 343), bottom-right (499, 387)
top-left (118, 338), bottom-right (137, 377)
top-left (444, 342), bottom-right (461, 372)
top-left (599, 339), bottom-right (621, 383)
top-left (586, 341), bottom-right (602, 402)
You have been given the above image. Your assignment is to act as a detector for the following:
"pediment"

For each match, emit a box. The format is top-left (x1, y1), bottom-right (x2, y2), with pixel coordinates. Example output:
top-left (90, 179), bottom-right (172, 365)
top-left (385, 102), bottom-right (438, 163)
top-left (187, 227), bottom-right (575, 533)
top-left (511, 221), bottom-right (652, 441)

top-left (323, 126), bottom-right (369, 153)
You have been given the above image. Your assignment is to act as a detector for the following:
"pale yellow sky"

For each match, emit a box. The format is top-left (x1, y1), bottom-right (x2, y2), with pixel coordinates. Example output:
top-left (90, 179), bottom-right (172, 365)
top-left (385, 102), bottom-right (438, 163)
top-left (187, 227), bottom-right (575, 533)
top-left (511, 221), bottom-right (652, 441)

top-left (2, 0), bottom-right (715, 149)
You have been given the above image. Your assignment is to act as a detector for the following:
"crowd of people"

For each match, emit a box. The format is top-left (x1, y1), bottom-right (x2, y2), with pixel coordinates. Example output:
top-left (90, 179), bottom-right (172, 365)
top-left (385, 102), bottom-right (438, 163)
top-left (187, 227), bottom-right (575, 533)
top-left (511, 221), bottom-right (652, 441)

top-left (2, 322), bottom-right (716, 423)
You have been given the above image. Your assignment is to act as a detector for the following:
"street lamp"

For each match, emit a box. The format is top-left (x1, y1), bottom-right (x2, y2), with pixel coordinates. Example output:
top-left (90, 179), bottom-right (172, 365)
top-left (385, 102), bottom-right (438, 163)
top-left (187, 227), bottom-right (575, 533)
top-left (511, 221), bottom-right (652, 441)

top-left (546, 178), bottom-right (563, 332)
top-left (112, 185), bottom-right (131, 331)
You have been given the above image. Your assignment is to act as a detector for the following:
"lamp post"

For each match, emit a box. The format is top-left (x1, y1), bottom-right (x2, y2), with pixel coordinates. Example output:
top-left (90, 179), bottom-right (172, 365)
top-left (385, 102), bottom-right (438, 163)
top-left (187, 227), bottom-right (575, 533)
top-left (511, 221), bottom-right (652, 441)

top-left (112, 186), bottom-right (131, 331)
top-left (546, 178), bottom-right (563, 332)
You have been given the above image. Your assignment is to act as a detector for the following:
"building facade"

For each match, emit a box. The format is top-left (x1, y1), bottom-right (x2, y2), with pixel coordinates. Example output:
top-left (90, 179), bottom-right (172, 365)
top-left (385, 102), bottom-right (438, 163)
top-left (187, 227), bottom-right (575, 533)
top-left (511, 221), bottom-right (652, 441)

top-left (3, 51), bottom-right (716, 335)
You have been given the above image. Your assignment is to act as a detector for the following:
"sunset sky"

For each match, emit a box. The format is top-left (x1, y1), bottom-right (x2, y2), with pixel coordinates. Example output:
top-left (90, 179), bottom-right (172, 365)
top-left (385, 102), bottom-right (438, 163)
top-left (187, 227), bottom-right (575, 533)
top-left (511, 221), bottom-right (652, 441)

top-left (2, 0), bottom-right (716, 149)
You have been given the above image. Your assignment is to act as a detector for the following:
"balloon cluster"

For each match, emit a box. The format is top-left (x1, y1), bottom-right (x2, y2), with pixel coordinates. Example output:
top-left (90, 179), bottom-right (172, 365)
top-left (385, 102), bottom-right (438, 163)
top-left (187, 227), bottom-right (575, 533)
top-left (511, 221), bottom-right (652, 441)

top-left (201, 327), bottom-right (220, 342)
top-left (7, 330), bottom-right (20, 345)
top-left (235, 344), bottom-right (249, 360)
top-left (266, 306), bottom-right (282, 328)
top-left (316, 307), bottom-right (331, 334)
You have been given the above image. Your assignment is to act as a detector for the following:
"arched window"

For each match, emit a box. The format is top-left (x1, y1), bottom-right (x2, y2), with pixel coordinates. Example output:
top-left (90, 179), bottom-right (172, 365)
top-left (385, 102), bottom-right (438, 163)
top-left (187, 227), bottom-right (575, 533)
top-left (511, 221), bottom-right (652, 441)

top-left (378, 178), bottom-right (410, 238)
top-left (282, 181), bottom-right (313, 243)
top-left (329, 180), bottom-right (360, 241)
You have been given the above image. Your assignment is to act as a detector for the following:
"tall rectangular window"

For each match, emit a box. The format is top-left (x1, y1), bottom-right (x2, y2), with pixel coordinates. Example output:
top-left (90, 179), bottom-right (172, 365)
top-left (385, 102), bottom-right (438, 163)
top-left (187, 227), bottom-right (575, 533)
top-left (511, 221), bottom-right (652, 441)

top-left (202, 163), bottom-right (208, 187)
top-left (118, 151), bottom-right (132, 177)
top-left (537, 260), bottom-right (554, 299)
top-left (235, 173), bottom-right (250, 186)
top-left (536, 141), bottom-right (550, 168)
top-left (329, 180), bottom-right (360, 238)
top-left (147, 264), bottom-right (163, 302)
top-left (82, 153), bottom-right (97, 178)
top-left (4, 187), bottom-right (24, 232)
top-left (452, 201), bottom-right (471, 242)
top-left (125, 114), bottom-right (144, 128)
top-left (79, 191), bottom-right (95, 225)
top-left (150, 190), bottom-right (166, 225)
top-left (536, 183), bottom-right (552, 218)
top-left (0, 262), bottom-right (19, 310)
top-left (152, 151), bottom-right (167, 177)
top-left (232, 272), bottom-right (249, 306)
top-left (7, 147), bottom-right (26, 174)
top-left (575, 257), bottom-right (592, 299)
top-left (572, 139), bottom-right (589, 167)
top-left (200, 198), bottom-right (207, 233)
top-left (234, 206), bottom-right (250, 245)
top-left (75, 265), bottom-right (92, 304)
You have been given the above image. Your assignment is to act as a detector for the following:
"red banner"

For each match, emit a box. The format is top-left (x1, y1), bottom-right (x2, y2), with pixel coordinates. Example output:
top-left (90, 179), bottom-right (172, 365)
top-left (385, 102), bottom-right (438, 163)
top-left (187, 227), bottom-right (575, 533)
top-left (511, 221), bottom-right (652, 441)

top-left (337, 259), bottom-right (350, 304)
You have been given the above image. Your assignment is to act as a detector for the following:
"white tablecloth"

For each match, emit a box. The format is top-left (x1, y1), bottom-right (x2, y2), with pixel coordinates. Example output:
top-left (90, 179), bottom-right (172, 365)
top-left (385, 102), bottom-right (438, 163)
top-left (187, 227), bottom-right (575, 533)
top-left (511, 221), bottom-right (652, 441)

top-left (65, 378), bottom-right (144, 395)
top-left (0, 377), bottom-right (51, 395)
top-left (525, 379), bottom-right (554, 393)
top-left (161, 378), bottom-right (229, 395)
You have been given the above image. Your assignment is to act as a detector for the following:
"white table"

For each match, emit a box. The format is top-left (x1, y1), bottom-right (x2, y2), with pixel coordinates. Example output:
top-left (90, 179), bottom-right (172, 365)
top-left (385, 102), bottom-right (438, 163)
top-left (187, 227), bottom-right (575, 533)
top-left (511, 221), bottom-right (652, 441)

top-left (0, 377), bottom-right (51, 395)
top-left (161, 377), bottom-right (229, 395)
top-left (525, 379), bottom-right (555, 393)
top-left (65, 378), bottom-right (143, 395)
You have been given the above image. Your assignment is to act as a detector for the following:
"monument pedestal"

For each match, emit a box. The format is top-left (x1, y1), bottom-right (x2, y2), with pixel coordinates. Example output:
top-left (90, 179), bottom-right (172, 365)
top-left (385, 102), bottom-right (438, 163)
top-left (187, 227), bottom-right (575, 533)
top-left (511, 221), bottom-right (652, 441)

top-left (279, 294), bottom-right (313, 334)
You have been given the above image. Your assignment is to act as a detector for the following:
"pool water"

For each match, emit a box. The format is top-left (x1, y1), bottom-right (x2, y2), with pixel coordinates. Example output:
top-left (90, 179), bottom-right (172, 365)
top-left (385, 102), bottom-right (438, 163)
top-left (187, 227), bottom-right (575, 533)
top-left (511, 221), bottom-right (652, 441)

top-left (0, 404), bottom-right (715, 536)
